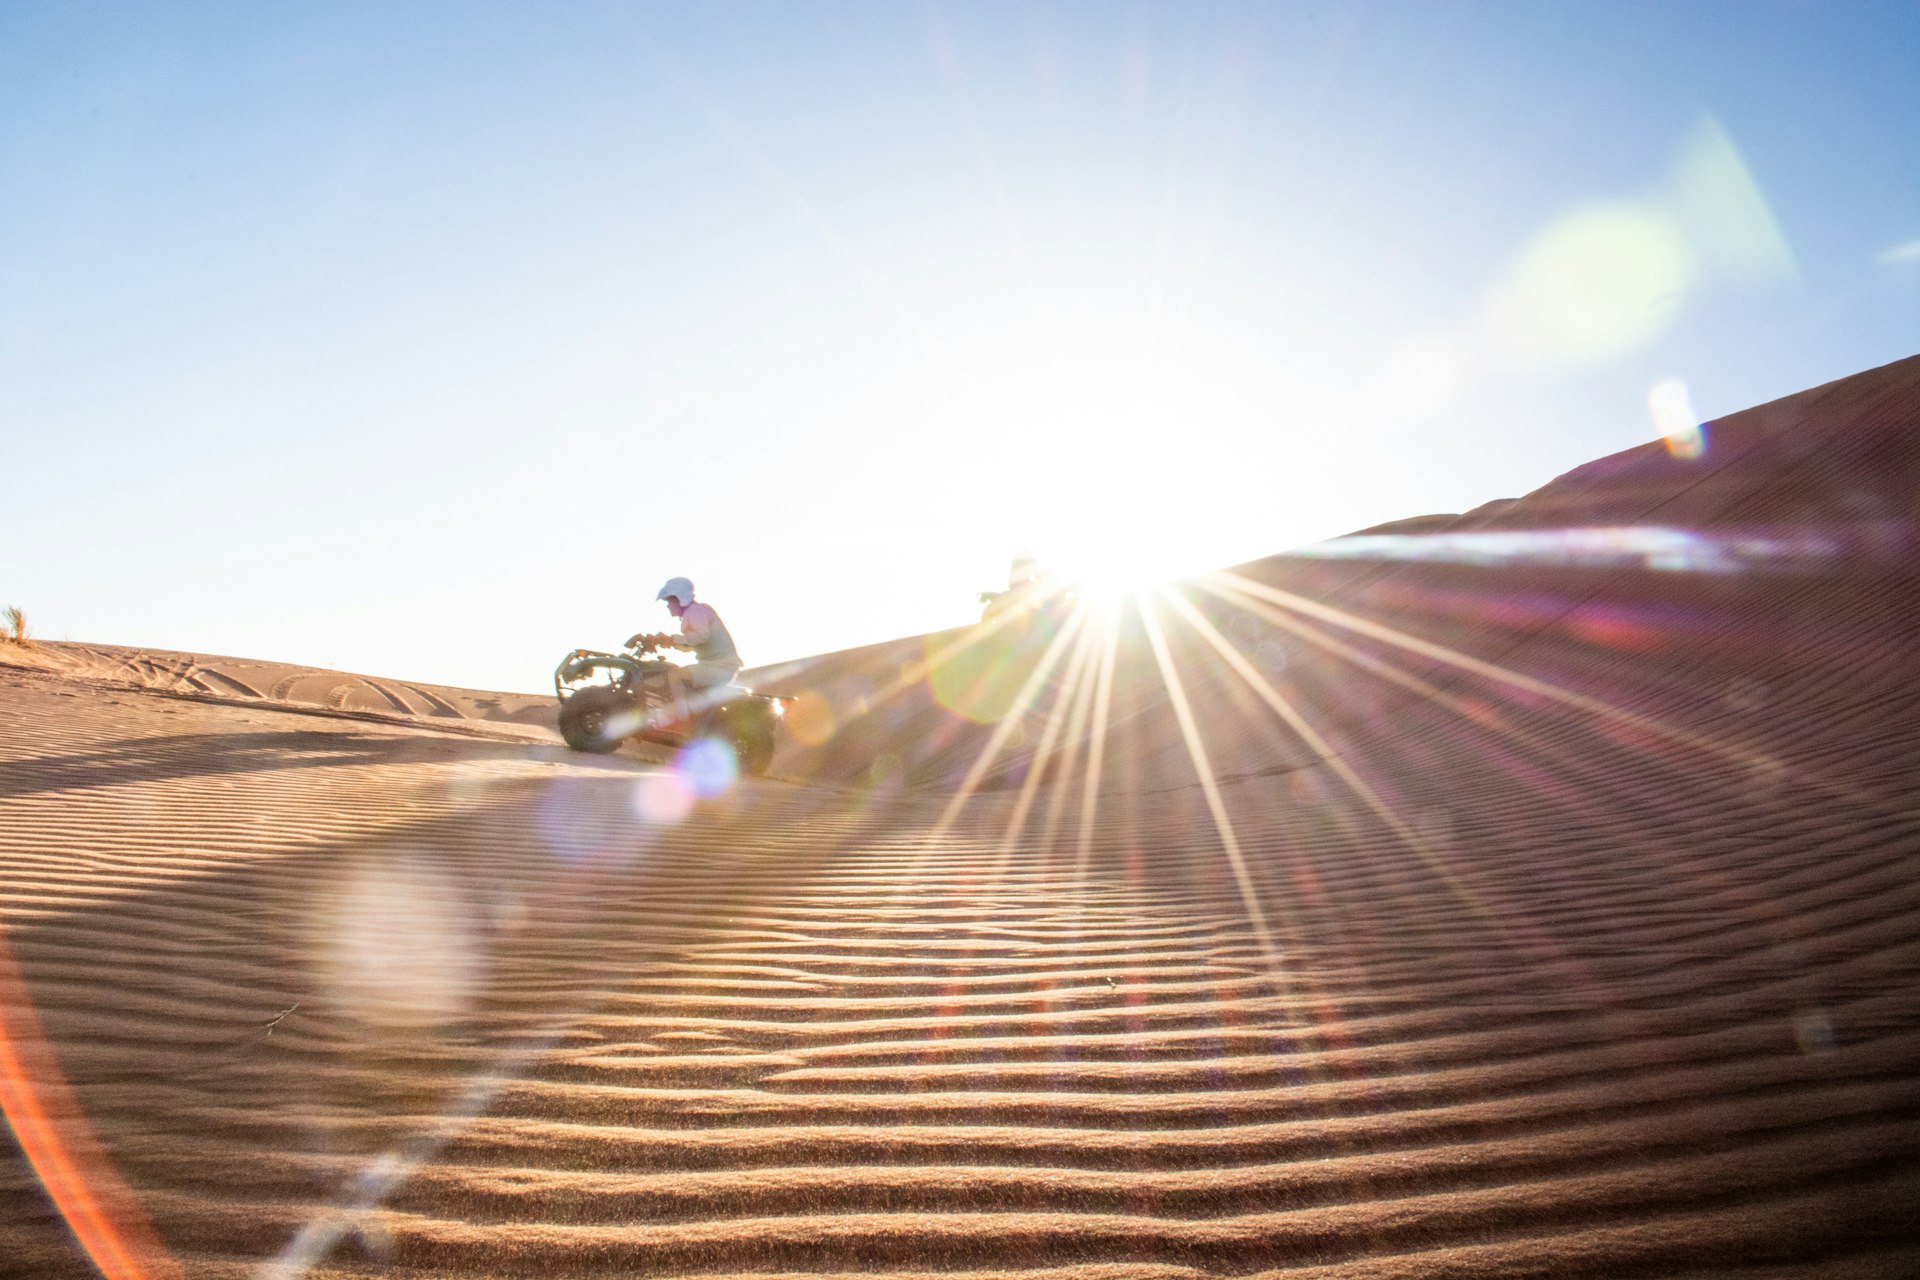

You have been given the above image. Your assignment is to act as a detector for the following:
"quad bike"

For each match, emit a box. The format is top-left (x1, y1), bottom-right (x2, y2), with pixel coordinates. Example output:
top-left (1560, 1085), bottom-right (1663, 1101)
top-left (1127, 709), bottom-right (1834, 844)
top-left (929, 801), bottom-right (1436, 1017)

top-left (553, 638), bottom-right (784, 776)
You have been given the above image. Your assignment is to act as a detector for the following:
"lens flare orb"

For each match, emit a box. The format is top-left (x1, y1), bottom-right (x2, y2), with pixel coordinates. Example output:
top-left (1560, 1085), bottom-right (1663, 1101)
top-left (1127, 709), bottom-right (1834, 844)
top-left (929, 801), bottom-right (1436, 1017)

top-left (634, 769), bottom-right (697, 824)
top-left (311, 858), bottom-right (480, 1029)
top-left (676, 737), bottom-right (738, 797)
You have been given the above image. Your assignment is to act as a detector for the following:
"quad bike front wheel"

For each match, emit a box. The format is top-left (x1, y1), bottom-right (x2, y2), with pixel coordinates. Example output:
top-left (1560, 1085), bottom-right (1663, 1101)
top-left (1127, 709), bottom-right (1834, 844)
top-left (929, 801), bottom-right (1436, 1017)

top-left (559, 685), bottom-right (633, 753)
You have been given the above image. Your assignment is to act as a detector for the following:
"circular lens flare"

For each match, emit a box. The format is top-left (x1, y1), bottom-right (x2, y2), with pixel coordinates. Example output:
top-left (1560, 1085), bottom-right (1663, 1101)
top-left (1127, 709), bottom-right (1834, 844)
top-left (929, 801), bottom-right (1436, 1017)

top-left (633, 769), bottom-right (696, 824)
top-left (676, 737), bottom-right (738, 797)
top-left (311, 858), bottom-right (480, 1029)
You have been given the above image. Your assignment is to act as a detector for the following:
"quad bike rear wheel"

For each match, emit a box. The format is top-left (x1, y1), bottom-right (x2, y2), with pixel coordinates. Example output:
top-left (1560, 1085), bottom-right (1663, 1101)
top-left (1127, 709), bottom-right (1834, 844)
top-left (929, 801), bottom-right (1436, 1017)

top-left (559, 685), bottom-right (632, 753)
top-left (702, 700), bottom-right (777, 778)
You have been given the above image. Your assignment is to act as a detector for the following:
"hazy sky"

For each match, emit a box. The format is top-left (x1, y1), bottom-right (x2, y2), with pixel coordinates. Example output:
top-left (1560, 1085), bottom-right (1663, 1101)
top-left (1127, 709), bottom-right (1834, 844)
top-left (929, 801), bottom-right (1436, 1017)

top-left (5, 1), bottom-right (1917, 692)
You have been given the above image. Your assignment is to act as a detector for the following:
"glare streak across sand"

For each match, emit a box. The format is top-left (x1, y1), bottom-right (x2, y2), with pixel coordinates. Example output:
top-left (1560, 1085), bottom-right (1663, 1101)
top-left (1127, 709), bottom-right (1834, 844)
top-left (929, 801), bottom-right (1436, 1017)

top-left (0, 928), bottom-right (177, 1280)
top-left (1072, 607), bottom-right (1122, 879)
top-left (1204, 564), bottom-right (1915, 825)
top-left (1204, 570), bottom-right (1784, 777)
top-left (1202, 586), bottom-right (1803, 940)
top-left (766, 578), bottom-right (1079, 742)
top-left (996, 618), bottom-right (1102, 862)
top-left (1161, 586), bottom-right (1637, 1015)
top-left (262, 1050), bottom-right (540, 1280)
top-left (1162, 587), bottom-right (1438, 862)
top-left (1135, 592), bottom-right (1284, 982)
top-left (1284, 525), bottom-right (1843, 573)
top-left (1036, 608), bottom-right (1112, 856)
top-left (926, 604), bottom-right (1092, 844)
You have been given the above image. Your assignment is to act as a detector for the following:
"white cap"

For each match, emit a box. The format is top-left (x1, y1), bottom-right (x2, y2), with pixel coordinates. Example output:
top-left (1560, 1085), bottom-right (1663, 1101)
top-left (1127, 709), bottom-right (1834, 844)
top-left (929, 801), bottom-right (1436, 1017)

top-left (656, 577), bottom-right (695, 606)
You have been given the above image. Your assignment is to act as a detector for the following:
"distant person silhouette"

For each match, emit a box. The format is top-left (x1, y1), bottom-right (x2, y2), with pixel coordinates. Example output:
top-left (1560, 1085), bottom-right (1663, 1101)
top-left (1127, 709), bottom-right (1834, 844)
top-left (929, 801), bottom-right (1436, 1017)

top-left (979, 552), bottom-right (1043, 620)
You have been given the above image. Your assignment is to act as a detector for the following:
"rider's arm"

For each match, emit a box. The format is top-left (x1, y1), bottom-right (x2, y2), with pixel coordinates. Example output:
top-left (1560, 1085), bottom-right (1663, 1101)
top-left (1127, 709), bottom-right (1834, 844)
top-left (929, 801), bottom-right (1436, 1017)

top-left (627, 631), bottom-right (686, 650)
top-left (678, 604), bottom-right (714, 650)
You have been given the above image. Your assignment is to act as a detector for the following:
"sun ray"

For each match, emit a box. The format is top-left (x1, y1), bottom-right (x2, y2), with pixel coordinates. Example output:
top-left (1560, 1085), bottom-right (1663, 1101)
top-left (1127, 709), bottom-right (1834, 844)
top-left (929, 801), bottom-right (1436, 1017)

top-left (1074, 605), bottom-right (1123, 869)
top-left (1202, 569), bottom-right (1904, 820)
top-left (1206, 580), bottom-right (1812, 941)
top-left (1134, 589), bottom-right (1286, 983)
top-left (1161, 588), bottom-right (1444, 865)
top-left (1158, 584), bottom-right (1602, 976)
top-left (1166, 580), bottom-right (1708, 1020)
top-left (992, 615), bottom-right (1104, 874)
top-left (925, 600), bottom-right (1094, 844)
top-left (768, 577), bottom-right (1084, 746)
top-left (1205, 569), bottom-right (1776, 772)
top-left (634, 34), bottom-right (946, 359)
top-left (921, 1), bottom-right (1045, 327)
top-left (1135, 591), bottom-right (1359, 1115)
top-left (1057, 599), bottom-right (1126, 947)
top-left (1035, 602), bottom-right (1113, 856)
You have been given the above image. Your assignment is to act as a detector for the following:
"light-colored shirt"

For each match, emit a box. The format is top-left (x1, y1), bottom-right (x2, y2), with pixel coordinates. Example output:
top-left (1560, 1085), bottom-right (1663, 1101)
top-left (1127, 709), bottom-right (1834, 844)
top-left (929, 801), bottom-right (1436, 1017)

top-left (678, 601), bottom-right (740, 670)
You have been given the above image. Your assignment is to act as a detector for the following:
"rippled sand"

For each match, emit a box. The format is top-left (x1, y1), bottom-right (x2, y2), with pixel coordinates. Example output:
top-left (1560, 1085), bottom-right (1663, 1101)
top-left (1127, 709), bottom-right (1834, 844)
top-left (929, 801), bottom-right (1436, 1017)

top-left (3, 356), bottom-right (1916, 1278)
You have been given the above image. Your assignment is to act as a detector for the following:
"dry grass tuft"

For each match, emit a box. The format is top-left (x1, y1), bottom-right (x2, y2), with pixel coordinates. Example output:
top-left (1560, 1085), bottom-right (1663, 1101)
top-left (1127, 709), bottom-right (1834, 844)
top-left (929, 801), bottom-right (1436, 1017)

top-left (3, 605), bottom-right (28, 645)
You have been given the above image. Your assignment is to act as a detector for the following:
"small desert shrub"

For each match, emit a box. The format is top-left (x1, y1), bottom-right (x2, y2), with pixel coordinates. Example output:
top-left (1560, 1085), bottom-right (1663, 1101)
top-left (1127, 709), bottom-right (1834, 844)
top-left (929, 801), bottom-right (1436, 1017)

top-left (3, 605), bottom-right (27, 645)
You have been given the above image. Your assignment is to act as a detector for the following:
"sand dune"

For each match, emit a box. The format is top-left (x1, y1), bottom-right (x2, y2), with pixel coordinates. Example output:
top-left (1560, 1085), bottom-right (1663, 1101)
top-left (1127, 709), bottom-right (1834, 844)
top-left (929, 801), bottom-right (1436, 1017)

top-left (11, 643), bottom-right (562, 736)
top-left (3, 356), bottom-right (1917, 1277)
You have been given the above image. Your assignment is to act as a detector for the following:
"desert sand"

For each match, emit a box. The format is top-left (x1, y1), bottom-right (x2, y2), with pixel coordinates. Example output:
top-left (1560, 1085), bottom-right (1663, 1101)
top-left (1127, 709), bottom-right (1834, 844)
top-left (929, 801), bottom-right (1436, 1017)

top-left (3, 356), bottom-right (1917, 1278)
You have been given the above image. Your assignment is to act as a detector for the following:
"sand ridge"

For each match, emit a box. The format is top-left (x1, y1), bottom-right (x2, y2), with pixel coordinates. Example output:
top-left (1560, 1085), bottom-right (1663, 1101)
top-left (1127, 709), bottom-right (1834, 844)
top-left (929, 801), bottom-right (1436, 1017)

top-left (3, 643), bottom-right (563, 739)
top-left (2, 356), bottom-right (1918, 1277)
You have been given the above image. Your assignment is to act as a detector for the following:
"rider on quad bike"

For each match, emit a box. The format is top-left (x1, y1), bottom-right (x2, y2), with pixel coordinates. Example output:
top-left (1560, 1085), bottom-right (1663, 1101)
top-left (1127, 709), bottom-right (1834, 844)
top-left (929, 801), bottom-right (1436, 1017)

top-left (630, 577), bottom-right (741, 724)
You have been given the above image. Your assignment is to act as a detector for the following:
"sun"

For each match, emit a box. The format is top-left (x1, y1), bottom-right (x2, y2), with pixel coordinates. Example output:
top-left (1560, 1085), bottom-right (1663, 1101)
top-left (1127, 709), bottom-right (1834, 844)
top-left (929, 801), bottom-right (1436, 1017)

top-left (1062, 562), bottom-right (1147, 609)
top-left (1041, 535), bottom-right (1178, 609)
top-left (953, 310), bottom-right (1271, 608)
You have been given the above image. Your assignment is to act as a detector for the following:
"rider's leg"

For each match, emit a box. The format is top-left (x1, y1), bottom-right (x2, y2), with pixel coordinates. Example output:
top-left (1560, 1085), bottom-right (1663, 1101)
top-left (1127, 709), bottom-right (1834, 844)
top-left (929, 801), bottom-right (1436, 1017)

top-left (684, 663), bottom-right (740, 713)
top-left (658, 665), bottom-right (739, 728)
top-left (658, 666), bottom-right (693, 727)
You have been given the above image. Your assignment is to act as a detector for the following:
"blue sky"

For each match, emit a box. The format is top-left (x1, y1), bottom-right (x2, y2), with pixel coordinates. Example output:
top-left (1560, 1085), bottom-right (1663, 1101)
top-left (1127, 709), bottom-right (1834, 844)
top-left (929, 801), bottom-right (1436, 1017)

top-left (5, 1), bottom-right (1917, 692)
